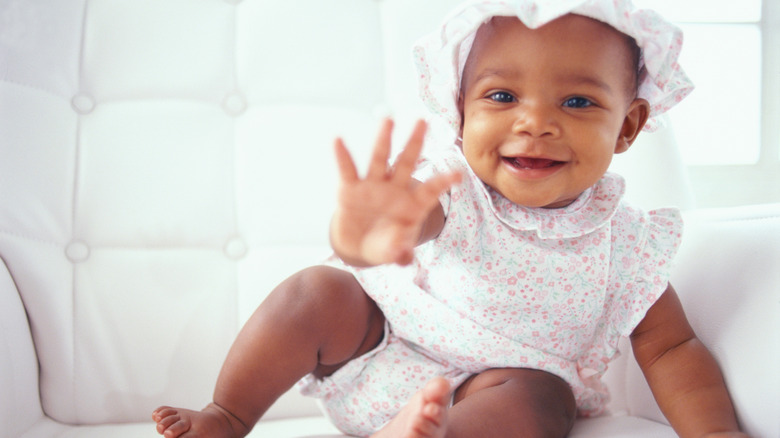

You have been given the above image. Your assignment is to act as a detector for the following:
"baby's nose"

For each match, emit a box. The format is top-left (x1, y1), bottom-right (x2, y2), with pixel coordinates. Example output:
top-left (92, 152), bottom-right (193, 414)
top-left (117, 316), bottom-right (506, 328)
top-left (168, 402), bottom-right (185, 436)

top-left (511, 103), bottom-right (561, 138)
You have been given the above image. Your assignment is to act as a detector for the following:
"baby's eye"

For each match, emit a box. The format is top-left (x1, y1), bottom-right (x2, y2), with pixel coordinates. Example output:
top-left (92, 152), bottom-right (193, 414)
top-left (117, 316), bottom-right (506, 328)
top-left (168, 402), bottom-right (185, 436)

top-left (563, 97), bottom-right (593, 108)
top-left (488, 92), bottom-right (515, 103)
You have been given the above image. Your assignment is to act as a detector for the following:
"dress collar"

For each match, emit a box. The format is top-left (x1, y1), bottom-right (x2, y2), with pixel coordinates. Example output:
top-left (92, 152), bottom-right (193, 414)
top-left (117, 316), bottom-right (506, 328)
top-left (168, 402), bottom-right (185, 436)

top-left (452, 147), bottom-right (625, 239)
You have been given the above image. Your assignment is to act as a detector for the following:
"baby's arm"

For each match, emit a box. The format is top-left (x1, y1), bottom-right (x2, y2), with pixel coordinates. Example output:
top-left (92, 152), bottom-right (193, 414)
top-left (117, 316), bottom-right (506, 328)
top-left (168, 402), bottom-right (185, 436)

top-left (330, 118), bottom-right (461, 267)
top-left (630, 284), bottom-right (748, 438)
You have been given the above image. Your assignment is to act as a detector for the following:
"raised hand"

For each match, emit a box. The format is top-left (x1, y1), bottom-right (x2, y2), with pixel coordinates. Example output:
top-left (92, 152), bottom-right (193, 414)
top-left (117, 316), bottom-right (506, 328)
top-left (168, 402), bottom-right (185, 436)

top-left (330, 118), bottom-right (461, 267)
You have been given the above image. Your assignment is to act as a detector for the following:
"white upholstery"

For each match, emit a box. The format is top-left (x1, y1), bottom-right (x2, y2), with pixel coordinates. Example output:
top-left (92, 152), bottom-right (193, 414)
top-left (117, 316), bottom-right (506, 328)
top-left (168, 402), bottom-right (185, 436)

top-left (1, 1), bottom-right (777, 437)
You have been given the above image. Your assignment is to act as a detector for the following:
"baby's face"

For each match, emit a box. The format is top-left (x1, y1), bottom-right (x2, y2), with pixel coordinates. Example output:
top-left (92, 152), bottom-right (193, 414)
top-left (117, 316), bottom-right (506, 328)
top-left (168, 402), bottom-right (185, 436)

top-left (459, 15), bottom-right (648, 208)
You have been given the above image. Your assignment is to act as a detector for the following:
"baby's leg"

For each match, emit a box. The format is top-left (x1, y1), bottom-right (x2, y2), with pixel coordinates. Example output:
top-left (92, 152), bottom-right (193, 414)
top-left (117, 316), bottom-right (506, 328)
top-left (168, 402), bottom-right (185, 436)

top-left (372, 368), bottom-right (574, 438)
top-left (447, 368), bottom-right (577, 438)
top-left (153, 265), bottom-right (385, 438)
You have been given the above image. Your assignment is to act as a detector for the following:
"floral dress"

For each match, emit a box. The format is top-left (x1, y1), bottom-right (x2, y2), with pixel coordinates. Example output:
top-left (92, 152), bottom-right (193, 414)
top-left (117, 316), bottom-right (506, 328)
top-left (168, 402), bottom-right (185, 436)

top-left (299, 144), bottom-right (682, 436)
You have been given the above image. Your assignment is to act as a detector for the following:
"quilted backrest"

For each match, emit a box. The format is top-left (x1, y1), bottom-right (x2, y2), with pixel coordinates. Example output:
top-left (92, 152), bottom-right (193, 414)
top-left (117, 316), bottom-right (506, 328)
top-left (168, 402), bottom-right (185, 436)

top-left (0, 0), bottom-right (691, 425)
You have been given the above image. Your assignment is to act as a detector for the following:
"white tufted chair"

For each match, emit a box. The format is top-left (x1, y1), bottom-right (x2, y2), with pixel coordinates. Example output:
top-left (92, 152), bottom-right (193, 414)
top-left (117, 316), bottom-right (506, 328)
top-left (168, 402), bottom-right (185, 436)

top-left (1, 1), bottom-right (778, 437)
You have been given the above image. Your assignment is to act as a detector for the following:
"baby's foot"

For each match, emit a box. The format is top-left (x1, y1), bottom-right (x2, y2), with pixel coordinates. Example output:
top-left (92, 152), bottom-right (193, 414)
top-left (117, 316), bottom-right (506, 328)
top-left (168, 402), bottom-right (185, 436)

top-left (372, 377), bottom-right (451, 438)
top-left (152, 403), bottom-right (248, 438)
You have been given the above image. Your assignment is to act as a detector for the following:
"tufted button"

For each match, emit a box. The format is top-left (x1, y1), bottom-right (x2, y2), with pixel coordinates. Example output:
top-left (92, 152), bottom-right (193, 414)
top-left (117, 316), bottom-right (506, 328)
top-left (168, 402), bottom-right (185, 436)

top-left (65, 240), bottom-right (90, 263)
top-left (222, 91), bottom-right (247, 116)
top-left (71, 93), bottom-right (96, 114)
top-left (223, 237), bottom-right (248, 260)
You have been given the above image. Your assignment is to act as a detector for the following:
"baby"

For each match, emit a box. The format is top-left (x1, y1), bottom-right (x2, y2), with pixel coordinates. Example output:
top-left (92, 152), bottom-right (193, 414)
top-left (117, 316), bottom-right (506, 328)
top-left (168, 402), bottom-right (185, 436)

top-left (153, 1), bottom-right (747, 437)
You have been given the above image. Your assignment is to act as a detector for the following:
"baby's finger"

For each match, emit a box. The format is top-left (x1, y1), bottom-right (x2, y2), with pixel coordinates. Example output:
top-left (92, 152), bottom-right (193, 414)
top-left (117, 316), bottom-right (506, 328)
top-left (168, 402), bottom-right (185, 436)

top-left (392, 119), bottom-right (428, 184)
top-left (333, 138), bottom-right (359, 183)
top-left (367, 118), bottom-right (394, 179)
top-left (414, 171), bottom-right (462, 208)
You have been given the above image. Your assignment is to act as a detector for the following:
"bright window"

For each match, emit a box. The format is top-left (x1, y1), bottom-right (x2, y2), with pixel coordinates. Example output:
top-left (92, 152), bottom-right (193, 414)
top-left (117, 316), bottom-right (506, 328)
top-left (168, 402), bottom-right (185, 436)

top-left (674, 24), bottom-right (762, 166)
top-left (635, 0), bottom-right (779, 207)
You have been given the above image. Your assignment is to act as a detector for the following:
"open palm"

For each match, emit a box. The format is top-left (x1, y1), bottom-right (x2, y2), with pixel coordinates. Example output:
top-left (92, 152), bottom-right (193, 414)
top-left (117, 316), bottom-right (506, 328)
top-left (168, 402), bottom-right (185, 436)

top-left (330, 119), bottom-right (460, 266)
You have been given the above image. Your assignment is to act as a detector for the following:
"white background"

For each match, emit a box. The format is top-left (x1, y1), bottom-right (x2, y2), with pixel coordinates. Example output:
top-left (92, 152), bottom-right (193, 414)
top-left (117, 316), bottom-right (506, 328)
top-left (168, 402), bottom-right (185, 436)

top-left (635, 0), bottom-right (779, 208)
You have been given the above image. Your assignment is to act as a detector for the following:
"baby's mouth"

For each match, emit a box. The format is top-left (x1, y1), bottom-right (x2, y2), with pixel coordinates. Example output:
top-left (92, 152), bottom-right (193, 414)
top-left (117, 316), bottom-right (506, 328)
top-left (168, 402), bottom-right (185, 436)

top-left (504, 156), bottom-right (564, 170)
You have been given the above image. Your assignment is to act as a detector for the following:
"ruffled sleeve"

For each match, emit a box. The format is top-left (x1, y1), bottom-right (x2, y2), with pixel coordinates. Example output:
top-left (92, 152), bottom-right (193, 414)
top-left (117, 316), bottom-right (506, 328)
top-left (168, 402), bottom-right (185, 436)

top-left (609, 206), bottom-right (683, 338)
top-left (575, 205), bottom-right (683, 416)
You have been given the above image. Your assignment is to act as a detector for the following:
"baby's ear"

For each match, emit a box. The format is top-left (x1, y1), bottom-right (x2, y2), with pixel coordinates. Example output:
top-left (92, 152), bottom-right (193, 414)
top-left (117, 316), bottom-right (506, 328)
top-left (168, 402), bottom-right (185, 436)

top-left (616, 98), bottom-right (650, 153)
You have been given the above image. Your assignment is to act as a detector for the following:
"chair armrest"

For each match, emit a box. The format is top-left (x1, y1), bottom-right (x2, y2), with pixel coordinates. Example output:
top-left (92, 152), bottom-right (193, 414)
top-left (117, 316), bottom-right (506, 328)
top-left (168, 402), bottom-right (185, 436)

top-left (0, 257), bottom-right (44, 437)
top-left (623, 203), bottom-right (780, 437)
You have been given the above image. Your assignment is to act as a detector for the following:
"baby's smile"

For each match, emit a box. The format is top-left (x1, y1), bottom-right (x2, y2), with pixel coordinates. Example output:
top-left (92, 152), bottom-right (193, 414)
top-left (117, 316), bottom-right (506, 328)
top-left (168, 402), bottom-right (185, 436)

top-left (503, 156), bottom-right (564, 170)
top-left (500, 155), bottom-right (567, 182)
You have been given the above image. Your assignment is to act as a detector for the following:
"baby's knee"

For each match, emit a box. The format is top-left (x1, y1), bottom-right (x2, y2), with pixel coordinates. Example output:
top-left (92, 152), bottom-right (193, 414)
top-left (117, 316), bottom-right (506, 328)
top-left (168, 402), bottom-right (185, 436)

top-left (278, 266), bottom-right (385, 371)
top-left (507, 369), bottom-right (576, 436)
top-left (455, 368), bottom-right (576, 437)
top-left (279, 266), bottom-right (365, 307)
top-left (271, 266), bottom-right (382, 332)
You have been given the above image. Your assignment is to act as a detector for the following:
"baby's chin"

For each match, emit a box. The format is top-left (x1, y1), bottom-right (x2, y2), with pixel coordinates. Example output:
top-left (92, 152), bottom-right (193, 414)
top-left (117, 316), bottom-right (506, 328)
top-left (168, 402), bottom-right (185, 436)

top-left (490, 185), bottom-right (580, 209)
